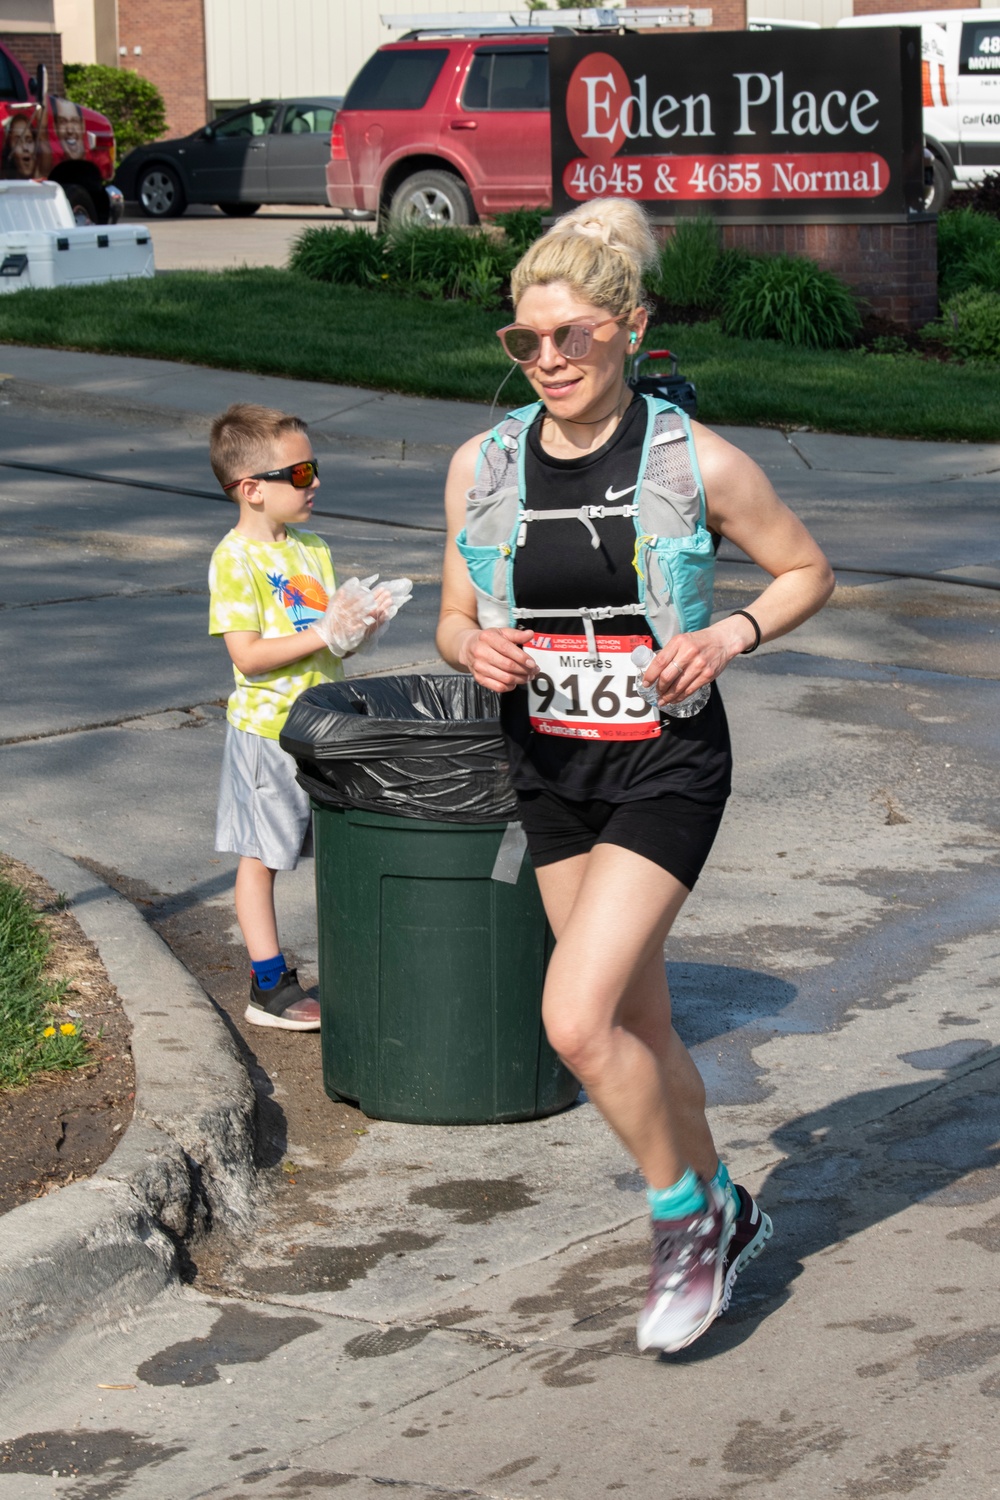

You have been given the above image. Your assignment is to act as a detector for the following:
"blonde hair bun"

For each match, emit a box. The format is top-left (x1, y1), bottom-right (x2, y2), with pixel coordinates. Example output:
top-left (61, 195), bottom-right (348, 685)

top-left (510, 198), bottom-right (658, 315)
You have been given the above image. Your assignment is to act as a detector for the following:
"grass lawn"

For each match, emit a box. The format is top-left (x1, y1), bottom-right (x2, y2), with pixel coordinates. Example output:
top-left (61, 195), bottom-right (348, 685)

top-left (0, 268), bottom-right (996, 441)
top-left (0, 868), bottom-right (87, 1091)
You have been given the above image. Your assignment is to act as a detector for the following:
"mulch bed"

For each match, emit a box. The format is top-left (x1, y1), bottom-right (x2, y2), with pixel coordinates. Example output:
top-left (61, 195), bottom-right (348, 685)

top-left (0, 855), bottom-right (134, 1216)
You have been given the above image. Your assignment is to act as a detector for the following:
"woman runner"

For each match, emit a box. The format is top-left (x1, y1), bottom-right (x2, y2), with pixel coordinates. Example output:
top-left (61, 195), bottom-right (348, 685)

top-left (436, 198), bottom-right (834, 1353)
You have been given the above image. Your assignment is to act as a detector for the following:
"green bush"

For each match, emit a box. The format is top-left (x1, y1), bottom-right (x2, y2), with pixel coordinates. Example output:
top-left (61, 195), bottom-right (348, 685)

top-left (928, 288), bottom-right (1000, 362)
top-left (966, 172), bottom-right (1000, 221)
top-left (647, 216), bottom-right (723, 310)
top-left (289, 224), bottom-right (387, 286)
top-left (722, 254), bottom-right (862, 350)
top-left (491, 206), bottom-right (547, 254)
top-left (63, 63), bottom-right (166, 154)
top-left (289, 222), bottom-right (518, 308)
top-left (937, 208), bottom-right (1000, 299)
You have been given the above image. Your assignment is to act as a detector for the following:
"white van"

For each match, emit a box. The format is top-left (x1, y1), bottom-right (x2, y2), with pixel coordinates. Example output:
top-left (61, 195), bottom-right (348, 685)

top-left (837, 9), bottom-right (1000, 210)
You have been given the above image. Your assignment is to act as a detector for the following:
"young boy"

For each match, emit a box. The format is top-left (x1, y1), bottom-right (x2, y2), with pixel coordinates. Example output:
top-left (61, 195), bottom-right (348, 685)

top-left (208, 403), bottom-right (406, 1031)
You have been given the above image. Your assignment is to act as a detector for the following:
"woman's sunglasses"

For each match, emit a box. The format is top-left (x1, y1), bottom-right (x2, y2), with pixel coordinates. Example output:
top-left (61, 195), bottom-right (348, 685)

top-left (223, 460), bottom-right (319, 492)
top-left (496, 317), bottom-right (625, 364)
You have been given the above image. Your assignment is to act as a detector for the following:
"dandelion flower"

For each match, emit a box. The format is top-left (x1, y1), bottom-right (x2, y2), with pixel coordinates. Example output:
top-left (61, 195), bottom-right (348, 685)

top-left (42, 1025), bottom-right (56, 1038)
top-left (60, 1022), bottom-right (77, 1036)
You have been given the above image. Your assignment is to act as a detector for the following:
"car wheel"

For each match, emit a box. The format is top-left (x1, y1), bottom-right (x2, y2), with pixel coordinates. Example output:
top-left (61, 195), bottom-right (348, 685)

top-left (137, 164), bottom-right (186, 218)
top-left (218, 202), bottom-right (261, 217)
top-left (923, 156), bottom-right (951, 214)
top-left (388, 170), bottom-right (475, 228)
top-left (63, 184), bottom-right (98, 226)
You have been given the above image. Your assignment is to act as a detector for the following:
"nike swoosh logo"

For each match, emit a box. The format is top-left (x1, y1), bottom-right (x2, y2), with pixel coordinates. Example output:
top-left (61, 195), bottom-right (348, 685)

top-left (605, 484), bottom-right (636, 503)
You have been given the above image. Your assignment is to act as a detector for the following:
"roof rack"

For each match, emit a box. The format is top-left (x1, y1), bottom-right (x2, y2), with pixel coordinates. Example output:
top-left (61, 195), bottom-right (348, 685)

top-left (383, 8), bottom-right (713, 33)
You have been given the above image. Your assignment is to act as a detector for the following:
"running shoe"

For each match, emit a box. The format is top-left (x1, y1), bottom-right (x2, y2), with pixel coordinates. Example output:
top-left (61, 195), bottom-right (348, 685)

top-left (718, 1185), bottom-right (773, 1315)
top-left (636, 1178), bottom-right (734, 1353)
top-left (245, 968), bottom-right (320, 1031)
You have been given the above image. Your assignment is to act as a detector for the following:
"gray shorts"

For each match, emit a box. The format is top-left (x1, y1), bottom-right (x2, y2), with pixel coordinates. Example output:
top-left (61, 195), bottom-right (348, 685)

top-left (215, 723), bottom-right (312, 871)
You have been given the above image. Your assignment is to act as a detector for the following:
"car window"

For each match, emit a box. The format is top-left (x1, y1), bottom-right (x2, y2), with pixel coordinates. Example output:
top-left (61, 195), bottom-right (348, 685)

top-left (960, 21), bottom-right (1000, 75)
top-left (0, 49), bottom-right (22, 101)
top-left (214, 104), bottom-right (277, 138)
top-left (462, 49), bottom-right (548, 111)
top-left (343, 48), bottom-right (447, 111)
top-left (281, 104), bottom-right (336, 136)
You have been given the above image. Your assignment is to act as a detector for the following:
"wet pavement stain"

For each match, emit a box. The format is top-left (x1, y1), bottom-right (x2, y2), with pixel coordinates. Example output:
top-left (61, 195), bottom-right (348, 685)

top-left (343, 1327), bottom-right (430, 1359)
top-left (841, 1443), bottom-right (951, 1497)
top-left (0, 1429), bottom-right (186, 1498)
top-left (136, 1306), bottom-right (320, 1387)
top-left (898, 1039), bottom-right (993, 1070)
top-left (269, 1470), bottom-right (354, 1493)
top-left (239, 1230), bottom-right (441, 1295)
top-left (485, 1456), bottom-right (538, 1481)
top-left (914, 1324), bottom-right (1000, 1380)
top-left (509, 1241), bottom-right (646, 1325)
top-left (721, 1417), bottom-right (849, 1477)
top-left (949, 1209), bottom-right (1000, 1252)
top-left (828, 1315), bottom-right (916, 1334)
top-left (408, 1176), bottom-right (538, 1224)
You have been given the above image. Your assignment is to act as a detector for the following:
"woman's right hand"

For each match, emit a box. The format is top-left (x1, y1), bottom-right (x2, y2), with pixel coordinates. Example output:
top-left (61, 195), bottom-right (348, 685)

top-left (459, 627), bottom-right (538, 693)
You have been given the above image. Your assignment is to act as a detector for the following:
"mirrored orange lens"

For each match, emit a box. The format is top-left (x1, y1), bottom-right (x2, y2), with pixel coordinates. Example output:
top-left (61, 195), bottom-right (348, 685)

top-left (290, 462), bottom-right (317, 488)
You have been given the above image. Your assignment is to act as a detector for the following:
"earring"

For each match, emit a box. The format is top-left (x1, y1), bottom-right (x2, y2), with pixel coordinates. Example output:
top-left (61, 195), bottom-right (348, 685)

top-left (629, 331), bottom-right (638, 344)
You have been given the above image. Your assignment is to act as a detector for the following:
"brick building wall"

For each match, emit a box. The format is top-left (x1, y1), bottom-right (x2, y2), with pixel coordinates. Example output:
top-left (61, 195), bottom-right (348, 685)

top-left (632, 0), bottom-right (747, 32)
top-left (116, 0), bottom-right (207, 137)
top-left (0, 32), bottom-right (64, 96)
top-left (713, 219), bottom-right (939, 329)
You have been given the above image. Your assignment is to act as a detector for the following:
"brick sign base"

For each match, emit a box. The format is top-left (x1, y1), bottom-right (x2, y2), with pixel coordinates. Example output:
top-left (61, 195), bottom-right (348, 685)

top-left (704, 217), bottom-right (938, 330)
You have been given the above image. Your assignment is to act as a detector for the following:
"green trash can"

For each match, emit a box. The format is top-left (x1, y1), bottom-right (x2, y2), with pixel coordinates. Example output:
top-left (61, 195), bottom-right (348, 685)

top-left (281, 675), bottom-right (578, 1126)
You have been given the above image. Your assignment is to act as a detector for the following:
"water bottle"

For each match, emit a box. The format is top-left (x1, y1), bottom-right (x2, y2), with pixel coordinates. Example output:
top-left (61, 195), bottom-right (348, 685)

top-left (631, 644), bottom-right (711, 719)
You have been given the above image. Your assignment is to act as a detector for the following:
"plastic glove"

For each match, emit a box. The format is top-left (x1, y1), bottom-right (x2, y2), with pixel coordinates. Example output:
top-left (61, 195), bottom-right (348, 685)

top-left (313, 576), bottom-right (380, 656)
top-left (356, 577), bottom-right (414, 651)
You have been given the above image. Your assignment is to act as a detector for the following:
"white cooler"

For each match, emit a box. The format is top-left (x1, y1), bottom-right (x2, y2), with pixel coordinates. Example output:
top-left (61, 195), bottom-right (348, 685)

top-left (0, 180), bottom-right (154, 294)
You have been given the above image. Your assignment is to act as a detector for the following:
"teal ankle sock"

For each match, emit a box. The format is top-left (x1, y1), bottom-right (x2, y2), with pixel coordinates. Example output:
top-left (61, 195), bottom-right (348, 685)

top-left (647, 1167), bottom-right (707, 1222)
top-left (711, 1159), bottom-right (738, 1215)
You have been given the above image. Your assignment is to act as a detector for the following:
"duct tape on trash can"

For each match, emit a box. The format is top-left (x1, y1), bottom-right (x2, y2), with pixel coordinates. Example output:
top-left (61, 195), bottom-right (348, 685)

top-left (491, 821), bottom-right (527, 884)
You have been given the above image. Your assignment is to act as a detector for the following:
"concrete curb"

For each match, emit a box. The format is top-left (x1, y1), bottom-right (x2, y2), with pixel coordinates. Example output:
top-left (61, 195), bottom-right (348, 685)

top-left (0, 825), bottom-right (257, 1393)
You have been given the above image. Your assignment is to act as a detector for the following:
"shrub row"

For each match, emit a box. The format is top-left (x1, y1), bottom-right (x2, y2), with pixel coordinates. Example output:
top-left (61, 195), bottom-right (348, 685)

top-left (291, 211), bottom-right (863, 352)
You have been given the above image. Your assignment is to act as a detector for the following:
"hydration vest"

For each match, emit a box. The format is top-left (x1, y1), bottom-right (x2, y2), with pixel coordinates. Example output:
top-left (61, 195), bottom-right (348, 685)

top-left (455, 393), bottom-right (715, 655)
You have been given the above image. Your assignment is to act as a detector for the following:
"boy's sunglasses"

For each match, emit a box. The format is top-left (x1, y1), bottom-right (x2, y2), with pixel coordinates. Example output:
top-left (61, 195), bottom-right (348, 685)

top-left (223, 460), bottom-right (319, 491)
top-left (496, 317), bottom-right (624, 364)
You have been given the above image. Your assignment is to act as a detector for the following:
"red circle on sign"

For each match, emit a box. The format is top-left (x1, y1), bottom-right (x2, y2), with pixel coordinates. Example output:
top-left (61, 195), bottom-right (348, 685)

top-left (565, 51), bottom-right (630, 165)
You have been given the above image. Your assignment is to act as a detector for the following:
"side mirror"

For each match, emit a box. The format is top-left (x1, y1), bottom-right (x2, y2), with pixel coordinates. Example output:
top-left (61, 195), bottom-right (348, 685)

top-left (202, 123), bottom-right (215, 140)
top-left (30, 63), bottom-right (47, 100)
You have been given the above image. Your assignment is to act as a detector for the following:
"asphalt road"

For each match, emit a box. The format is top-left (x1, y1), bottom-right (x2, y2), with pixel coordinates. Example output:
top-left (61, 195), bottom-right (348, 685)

top-left (122, 202), bottom-right (372, 272)
top-left (2, 346), bottom-right (1000, 1498)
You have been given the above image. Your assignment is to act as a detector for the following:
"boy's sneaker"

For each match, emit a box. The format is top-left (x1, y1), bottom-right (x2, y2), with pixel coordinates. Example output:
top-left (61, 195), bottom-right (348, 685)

top-left (245, 968), bottom-right (320, 1031)
top-left (718, 1185), bottom-right (773, 1316)
top-left (636, 1178), bottom-right (734, 1354)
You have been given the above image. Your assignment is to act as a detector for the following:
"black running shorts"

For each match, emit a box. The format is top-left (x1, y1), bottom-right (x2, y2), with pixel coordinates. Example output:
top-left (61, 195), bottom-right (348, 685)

top-left (516, 787), bottom-right (727, 891)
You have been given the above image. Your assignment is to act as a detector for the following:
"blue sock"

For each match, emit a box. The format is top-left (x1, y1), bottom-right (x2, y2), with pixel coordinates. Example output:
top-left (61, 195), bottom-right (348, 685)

top-left (647, 1167), bottom-right (707, 1222)
top-left (251, 953), bottom-right (286, 990)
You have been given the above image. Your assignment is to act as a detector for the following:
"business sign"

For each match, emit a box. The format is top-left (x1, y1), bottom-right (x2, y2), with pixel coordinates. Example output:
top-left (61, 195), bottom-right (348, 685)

top-left (549, 29), bottom-right (924, 222)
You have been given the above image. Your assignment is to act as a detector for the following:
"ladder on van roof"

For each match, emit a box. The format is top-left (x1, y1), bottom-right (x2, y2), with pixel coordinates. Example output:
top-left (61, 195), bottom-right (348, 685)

top-left (381, 8), bottom-right (715, 32)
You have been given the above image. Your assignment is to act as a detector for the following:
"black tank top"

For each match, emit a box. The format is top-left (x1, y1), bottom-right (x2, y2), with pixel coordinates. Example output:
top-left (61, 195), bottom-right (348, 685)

top-left (499, 397), bottom-right (732, 804)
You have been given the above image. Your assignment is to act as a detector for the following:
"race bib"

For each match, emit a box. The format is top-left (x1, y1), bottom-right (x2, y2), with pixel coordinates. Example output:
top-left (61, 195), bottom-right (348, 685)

top-left (524, 634), bottom-right (660, 741)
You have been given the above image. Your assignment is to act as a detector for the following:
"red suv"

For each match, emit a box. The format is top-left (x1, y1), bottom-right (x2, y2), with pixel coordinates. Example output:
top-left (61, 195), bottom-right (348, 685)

top-left (326, 32), bottom-right (552, 225)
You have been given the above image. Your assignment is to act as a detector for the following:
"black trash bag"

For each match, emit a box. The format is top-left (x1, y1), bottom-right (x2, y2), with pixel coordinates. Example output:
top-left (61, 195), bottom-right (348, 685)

top-left (280, 674), bottom-right (517, 824)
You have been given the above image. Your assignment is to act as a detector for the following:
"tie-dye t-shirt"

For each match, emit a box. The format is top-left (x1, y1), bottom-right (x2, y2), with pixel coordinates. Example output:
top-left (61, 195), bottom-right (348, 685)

top-left (208, 526), bottom-right (343, 740)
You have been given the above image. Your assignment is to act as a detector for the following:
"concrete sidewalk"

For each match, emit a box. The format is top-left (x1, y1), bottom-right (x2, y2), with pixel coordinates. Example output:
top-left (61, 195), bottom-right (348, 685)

top-left (1, 347), bottom-right (1000, 1499)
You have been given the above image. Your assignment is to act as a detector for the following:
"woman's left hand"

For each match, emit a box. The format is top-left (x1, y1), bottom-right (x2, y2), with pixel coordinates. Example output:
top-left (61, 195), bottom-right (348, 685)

top-left (641, 618), bottom-right (756, 706)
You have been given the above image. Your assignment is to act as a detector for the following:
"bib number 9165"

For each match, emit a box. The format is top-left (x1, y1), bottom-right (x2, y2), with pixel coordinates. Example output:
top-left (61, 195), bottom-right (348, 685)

top-left (524, 633), bottom-right (660, 741)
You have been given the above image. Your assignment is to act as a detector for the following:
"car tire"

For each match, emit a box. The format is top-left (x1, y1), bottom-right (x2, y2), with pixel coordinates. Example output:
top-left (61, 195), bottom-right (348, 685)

top-left (63, 184), bottom-right (98, 226)
top-left (218, 202), bottom-right (261, 217)
top-left (923, 156), bottom-right (951, 215)
top-left (137, 163), bottom-right (187, 219)
top-left (388, 170), bottom-right (475, 228)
